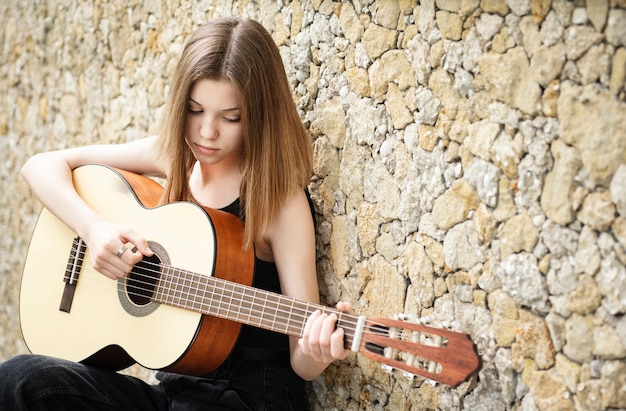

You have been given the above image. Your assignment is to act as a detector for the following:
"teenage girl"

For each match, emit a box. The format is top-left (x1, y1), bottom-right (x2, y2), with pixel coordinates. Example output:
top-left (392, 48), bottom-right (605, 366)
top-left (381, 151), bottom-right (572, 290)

top-left (0, 17), bottom-right (349, 410)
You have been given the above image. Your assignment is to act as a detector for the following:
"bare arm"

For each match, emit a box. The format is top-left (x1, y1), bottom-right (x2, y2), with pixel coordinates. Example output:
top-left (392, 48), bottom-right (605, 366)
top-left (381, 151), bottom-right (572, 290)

top-left (21, 136), bottom-right (166, 279)
top-left (262, 191), bottom-right (350, 381)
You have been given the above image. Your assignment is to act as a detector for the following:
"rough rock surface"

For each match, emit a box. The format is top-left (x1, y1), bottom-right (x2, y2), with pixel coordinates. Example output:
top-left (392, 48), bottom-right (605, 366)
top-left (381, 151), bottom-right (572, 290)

top-left (1, 1), bottom-right (625, 410)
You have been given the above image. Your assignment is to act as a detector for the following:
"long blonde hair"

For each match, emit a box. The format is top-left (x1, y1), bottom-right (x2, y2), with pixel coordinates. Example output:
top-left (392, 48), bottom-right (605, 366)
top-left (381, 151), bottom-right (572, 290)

top-left (155, 17), bottom-right (313, 249)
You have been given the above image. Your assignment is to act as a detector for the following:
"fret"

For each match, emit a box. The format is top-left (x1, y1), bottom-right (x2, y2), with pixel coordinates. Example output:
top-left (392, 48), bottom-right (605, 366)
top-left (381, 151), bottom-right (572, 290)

top-left (172, 268), bottom-right (180, 307)
top-left (191, 274), bottom-right (204, 312)
top-left (259, 293), bottom-right (278, 330)
top-left (227, 280), bottom-right (237, 322)
top-left (219, 280), bottom-right (230, 319)
top-left (159, 266), bottom-right (171, 305)
top-left (273, 295), bottom-right (284, 330)
top-left (193, 274), bottom-right (205, 314)
top-left (183, 270), bottom-right (194, 311)
top-left (289, 300), bottom-right (310, 336)
top-left (246, 286), bottom-right (257, 327)
top-left (167, 268), bottom-right (176, 304)
top-left (153, 266), bottom-right (163, 302)
top-left (209, 275), bottom-right (222, 318)
top-left (271, 295), bottom-right (284, 330)
top-left (167, 267), bottom-right (175, 304)
top-left (337, 311), bottom-right (354, 348)
top-left (163, 267), bottom-right (172, 305)
top-left (198, 271), bottom-right (210, 314)
top-left (183, 271), bottom-right (194, 310)
top-left (191, 272), bottom-right (204, 312)
top-left (182, 271), bottom-right (191, 307)
top-left (235, 282), bottom-right (255, 327)
top-left (337, 311), bottom-right (344, 332)
top-left (267, 293), bottom-right (275, 331)
top-left (229, 282), bottom-right (239, 318)
top-left (153, 266), bottom-right (331, 338)
top-left (258, 289), bottom-right (268, 329)
top-left (155, 267), bottom-right (164, 303)
top-left (286, 298), bottom-right (295, 336)
top-left (179, 271), bottom-right (187, 306)
top-left (178, 270), bottom-right (188, 309)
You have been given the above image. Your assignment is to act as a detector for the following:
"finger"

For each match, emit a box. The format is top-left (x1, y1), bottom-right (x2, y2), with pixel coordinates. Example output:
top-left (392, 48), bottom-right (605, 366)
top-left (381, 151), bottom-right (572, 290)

top-left (121, 246), bottom-right (145, 266)
top-left (92, 244), bottom-right (134, 279)
top-left (330, 327), bottom-right (348, 359)
top-left (307, 313), bottom-right (327, 357)
top-left (121, 230), bottom-right (153, 256)
top-left (98, 267), bottom-right (119, 280)
top-left (336, 301), bottom-right (353, 313)
top-left (302, 310), bottom-right (320, 339)
top-left (97, 264), bottom-right (128, 280)
top-left (314, 314), bottom-right (338, 362)
top-left (115, 245), bottom-right (128, 258)
top-left (319, 313), bottom-right (338, 349)
top-left (300, 310), bottom-right (321, 355)
top-left (106, 258), bottom-right (133, 279)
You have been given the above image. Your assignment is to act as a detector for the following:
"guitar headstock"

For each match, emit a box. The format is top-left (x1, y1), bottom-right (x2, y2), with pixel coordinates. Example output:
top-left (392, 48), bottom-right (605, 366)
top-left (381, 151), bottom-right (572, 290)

top-left (356, 314), bottom-right (480, 387)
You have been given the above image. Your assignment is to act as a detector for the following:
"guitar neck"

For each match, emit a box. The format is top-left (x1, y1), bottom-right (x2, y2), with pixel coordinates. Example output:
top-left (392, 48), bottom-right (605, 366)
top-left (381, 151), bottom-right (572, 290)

top-left (153, 267), bottom-right (360, 348)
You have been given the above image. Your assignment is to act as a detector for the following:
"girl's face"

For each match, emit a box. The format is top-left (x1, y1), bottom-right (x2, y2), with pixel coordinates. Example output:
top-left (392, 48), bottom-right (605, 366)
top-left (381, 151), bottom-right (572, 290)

top-left (185, 78), bottom-right (243, 168)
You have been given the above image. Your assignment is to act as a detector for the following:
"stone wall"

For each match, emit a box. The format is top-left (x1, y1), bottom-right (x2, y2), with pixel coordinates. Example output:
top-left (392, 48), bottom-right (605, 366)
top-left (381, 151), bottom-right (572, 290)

top-left (1, 0), bottom-right (626, 410)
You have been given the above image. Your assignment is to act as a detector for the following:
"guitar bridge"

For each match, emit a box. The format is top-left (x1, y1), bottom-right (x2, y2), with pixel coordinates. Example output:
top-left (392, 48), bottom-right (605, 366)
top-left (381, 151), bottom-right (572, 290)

top-left (59, 237), bottom-right (86, 313)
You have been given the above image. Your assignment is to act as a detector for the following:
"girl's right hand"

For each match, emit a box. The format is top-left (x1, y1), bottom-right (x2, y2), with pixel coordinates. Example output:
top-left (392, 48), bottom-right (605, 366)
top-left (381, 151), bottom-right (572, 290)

top-left (83, 220), bottom-right (153, 280)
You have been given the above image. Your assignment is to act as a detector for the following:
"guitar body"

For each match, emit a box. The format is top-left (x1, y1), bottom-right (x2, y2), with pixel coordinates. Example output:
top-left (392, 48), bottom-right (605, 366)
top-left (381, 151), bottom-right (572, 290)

top-left (19, 164), bottom-right (255, 375)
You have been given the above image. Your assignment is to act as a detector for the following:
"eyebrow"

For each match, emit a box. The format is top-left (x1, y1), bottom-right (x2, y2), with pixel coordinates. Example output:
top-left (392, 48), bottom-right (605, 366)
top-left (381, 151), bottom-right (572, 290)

top-left (188, 97), bottom-right (240, 112)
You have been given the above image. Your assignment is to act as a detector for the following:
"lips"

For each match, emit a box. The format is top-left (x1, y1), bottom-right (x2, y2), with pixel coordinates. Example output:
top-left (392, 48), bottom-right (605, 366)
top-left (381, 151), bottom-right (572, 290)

top-left (195, 143), bottom-right (218, 155)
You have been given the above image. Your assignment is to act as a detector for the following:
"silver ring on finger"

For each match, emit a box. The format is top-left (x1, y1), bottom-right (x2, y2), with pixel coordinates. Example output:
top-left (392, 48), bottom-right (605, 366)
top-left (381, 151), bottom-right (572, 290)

top-left (116, 245), bottom-right (127, 259)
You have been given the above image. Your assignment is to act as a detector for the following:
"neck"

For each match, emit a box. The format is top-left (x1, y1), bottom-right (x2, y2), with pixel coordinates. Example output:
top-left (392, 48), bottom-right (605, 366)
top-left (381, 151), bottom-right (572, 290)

top-left (190, 161), bottom-right (242, 209)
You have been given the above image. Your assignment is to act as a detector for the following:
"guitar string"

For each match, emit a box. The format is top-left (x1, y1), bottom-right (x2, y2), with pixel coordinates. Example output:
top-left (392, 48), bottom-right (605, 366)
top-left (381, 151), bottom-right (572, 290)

top-left (142, 260), bottom-right (348, 335)
top-left (59, 258), bottom-right (454, 374)
top-left (59, 255), bottom-right (451, 354)
top-left (63, 234), bottom-right (443, 342)
top-left (59, 255), bottom-right (403, 341)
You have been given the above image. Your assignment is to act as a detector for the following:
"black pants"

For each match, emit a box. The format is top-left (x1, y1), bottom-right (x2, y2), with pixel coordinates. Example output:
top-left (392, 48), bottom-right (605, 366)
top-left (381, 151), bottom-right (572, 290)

top-left (0, 354), bottom-right (306, 410)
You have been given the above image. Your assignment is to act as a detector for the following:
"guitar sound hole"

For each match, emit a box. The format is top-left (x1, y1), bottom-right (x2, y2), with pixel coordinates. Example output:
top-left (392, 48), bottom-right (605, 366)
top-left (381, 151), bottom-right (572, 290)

top-left (126, 254), bottom-right (161, 306)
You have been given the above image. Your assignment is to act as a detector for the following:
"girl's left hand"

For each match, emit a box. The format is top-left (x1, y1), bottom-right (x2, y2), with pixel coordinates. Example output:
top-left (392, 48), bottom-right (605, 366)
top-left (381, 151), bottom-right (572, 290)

top-left (298, 301), bottom-right (352, 364)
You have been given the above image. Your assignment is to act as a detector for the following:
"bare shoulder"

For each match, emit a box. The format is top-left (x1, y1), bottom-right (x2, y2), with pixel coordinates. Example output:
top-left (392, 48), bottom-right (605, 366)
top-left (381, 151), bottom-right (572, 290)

top-left (255, 190), bottom-right (314, 261)
top-left (270, 190), bottom-right (314, 236)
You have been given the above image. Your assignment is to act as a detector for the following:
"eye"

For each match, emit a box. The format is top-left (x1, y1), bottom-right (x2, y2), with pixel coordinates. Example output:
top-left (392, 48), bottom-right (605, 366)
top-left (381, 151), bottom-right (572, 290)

top-left (224, 116), bottom-right (241, 123)
top-left (187, 106), bottom-right (203, 115)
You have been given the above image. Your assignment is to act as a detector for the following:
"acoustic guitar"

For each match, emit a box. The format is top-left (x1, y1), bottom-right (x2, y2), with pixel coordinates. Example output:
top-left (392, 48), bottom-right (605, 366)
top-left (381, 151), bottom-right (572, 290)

top-left (19, 164), bottom-right (479, 387)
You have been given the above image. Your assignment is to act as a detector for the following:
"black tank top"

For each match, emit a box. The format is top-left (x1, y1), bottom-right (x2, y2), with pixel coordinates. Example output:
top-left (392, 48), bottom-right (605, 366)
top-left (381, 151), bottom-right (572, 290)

top-left (219, 195), bottom-right (315, 365)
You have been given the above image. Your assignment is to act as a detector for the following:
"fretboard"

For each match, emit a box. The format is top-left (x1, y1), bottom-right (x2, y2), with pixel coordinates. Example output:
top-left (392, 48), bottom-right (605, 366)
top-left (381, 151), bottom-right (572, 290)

top-left (152, 266), bottom-right (359, 349)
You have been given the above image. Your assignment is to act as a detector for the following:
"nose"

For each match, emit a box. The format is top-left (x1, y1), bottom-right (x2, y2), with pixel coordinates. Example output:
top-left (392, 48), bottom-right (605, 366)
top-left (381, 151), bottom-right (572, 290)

top-left (199, 116), bottom-right (218, 139)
